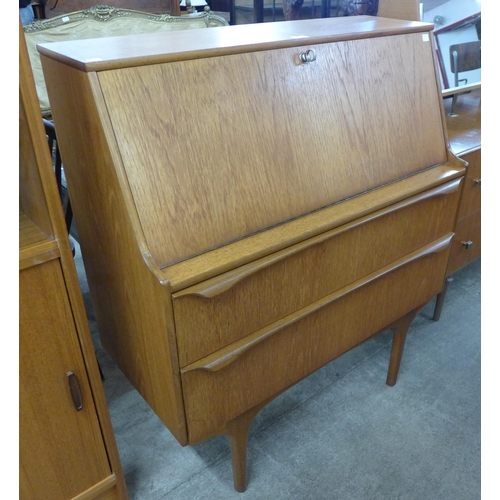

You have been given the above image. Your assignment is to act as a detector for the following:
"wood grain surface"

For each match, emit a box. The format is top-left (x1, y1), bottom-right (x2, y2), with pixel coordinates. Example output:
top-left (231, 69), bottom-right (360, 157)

top-left (40, 55), bottom-right (188, 444)
top-left (443, 90), bottom-right (481, 276)
top-left (163, 163), bottom-right (464, 290)
top-left (456, 149), bottom-right (480, 219)
top-left (36, 16), bottom-right (433, 71)
top-left (20, 261), bottom-right (111, 499)
top-left (38, 17), bottom-right (462, 490)
top-left (444, 89), bottom-right (481, 156)
top-left (181, 234), bottom-right (453, 442)
top-left (173, 179), bottom-right (461, 366)
top-left (20, 22), bottom-right (129, 498)
top-left (378, 0), bottom-right (420, 21)
top-left (446, 210), bottom-right (480, 275)
top-left (99, 32), bottom-right (446, 267)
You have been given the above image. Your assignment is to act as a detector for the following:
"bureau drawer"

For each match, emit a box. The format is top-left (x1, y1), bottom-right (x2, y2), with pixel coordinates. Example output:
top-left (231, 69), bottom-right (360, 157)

top-left (173, 180), bottom-right (461, 366)
top-left (447, 210), bottom-right (481, 275)
top-left (181, 235), bottom-right (453, 442)
top-left (457, 149), bottom-right (481, 219)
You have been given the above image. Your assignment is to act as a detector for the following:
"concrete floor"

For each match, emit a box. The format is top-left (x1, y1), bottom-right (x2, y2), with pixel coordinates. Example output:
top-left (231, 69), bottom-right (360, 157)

top-left (74, 246), bottom-right (481, 500)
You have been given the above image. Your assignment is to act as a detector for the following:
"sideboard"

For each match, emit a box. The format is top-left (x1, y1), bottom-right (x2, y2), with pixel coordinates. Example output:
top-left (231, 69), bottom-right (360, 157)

top-left (433, 88), bottom-right (481, 320)
top-left (38, 16), bottom-right (465, 492)
top-left (19, 23), bottom-right (128, 500)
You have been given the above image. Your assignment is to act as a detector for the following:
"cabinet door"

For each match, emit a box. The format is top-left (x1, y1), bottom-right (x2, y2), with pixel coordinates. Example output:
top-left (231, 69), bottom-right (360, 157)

top-left (20, 259), bottom-right (112, 500)
top-left (456, 149), bottom-right (481, 220)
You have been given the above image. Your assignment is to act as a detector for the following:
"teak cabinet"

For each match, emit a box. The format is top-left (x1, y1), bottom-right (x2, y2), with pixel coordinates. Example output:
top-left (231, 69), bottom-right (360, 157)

top-left (38, 17), bottom-right (466, 492)
top-left (434, 89), bottom-right (481, 320)
top-left (19, 25), bottom-right (128, 500)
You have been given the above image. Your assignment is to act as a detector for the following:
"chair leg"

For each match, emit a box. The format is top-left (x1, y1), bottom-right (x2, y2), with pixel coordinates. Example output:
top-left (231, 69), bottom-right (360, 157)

top-left (64, 196), bottom-right (73, 234)
top-left (96, 352), bottom-right (105, 382)
top-left (449, 93), bottom-right (458, 116)
top-left (43, 117), bottom-right (75, 237)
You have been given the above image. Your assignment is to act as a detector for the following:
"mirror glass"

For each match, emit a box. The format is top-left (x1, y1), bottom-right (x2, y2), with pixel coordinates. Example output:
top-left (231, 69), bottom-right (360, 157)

top-left (421, 0), bottom-right (481, 91)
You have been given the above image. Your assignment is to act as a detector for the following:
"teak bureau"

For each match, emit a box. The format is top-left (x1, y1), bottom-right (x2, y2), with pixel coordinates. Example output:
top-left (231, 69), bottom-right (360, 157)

top-left (39, 16), bottom-right (465, 492)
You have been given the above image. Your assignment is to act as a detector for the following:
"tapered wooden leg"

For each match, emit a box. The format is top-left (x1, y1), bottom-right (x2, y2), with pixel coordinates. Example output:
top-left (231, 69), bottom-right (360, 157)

top-left (225, 400), bottom-right (270, 492)
top-left (386, 307), bottom-right (421, 386)
top-left (433, 276), bottom-right (453, 321)
top-left (227, 419), bottom-right (250, 492)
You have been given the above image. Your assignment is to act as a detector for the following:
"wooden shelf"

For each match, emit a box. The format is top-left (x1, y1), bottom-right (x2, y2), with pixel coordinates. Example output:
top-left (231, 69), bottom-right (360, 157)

top-left (19, 211), bottom-right (60, 270)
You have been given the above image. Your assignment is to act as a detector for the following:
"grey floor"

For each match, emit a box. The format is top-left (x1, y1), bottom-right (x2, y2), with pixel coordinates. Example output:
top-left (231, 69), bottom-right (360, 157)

top-left (74, 244), bottom-right (481, 500)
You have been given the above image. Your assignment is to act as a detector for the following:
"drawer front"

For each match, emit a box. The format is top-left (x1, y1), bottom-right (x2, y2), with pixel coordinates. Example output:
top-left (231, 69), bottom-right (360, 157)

top-left (173, 180), bottom-right (461, 366)
top-left (447, 211), bottom-right (481, 275)
top-left (457, 149), bottom-right (481, 219)
top-left (181, 235), bottom-right (453, 442)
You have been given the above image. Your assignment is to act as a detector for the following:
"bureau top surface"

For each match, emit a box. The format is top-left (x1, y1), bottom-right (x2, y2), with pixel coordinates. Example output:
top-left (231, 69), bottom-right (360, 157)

top-left (37, 16), bottom-right (433, 71)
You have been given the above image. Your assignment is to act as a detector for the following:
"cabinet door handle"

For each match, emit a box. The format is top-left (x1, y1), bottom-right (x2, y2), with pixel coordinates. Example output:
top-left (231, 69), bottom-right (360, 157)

top-left (473, 178), bottom-right (481, 186)
top-left (67, 372), bottom-right (83, 411)
top-left (461, 240), bottom-right (473, 250)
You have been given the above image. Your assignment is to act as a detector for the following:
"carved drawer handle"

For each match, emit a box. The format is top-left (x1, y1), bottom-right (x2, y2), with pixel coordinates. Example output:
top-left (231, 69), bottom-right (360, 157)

top-left (473, 178), bottom-right (481, 186)
top-left (461, 240), bottom-right (473, 250)
top-left (67, 372), bottom-right (83, 411)
top-left (182, 234), bottom-right (454, 374)
top-left (300, 49), bottom-right (316, 63)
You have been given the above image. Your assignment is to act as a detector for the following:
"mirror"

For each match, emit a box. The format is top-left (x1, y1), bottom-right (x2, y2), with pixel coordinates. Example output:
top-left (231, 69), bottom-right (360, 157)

top-left (420, 0), bottom-right (481, 92)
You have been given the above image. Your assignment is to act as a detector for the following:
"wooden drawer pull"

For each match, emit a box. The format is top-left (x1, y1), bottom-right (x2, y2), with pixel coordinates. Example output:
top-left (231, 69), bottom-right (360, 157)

top-left (182, 233), bottom-right (454, 374)
top-left (67, 372), bottom-right (83, 411)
